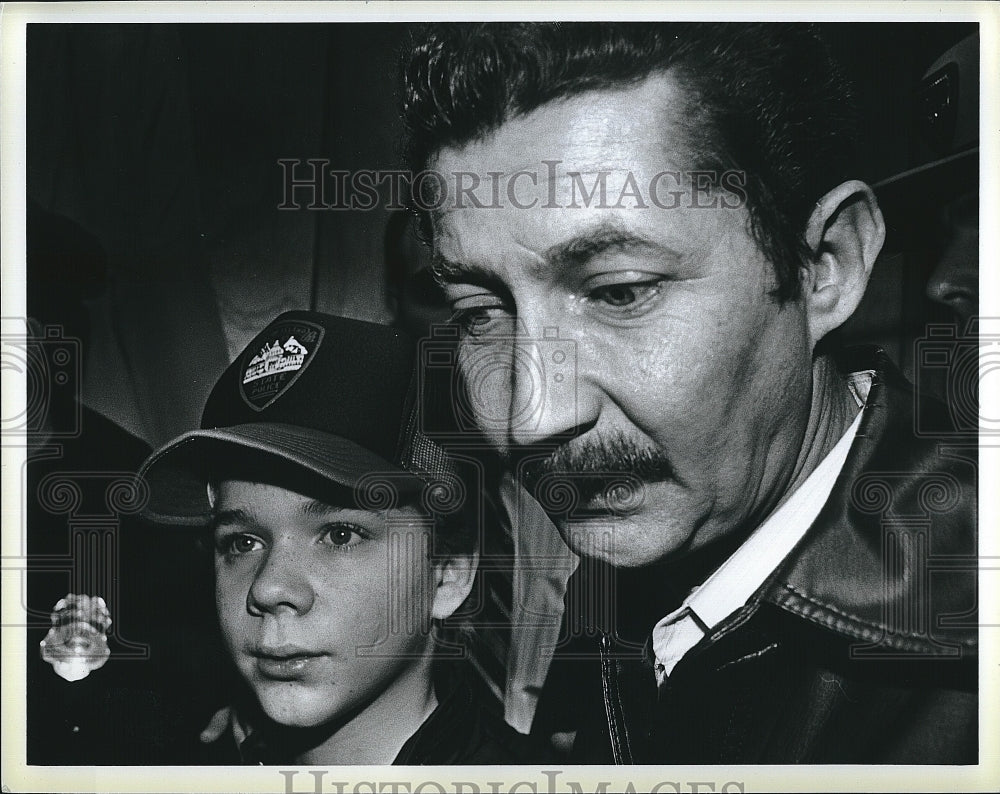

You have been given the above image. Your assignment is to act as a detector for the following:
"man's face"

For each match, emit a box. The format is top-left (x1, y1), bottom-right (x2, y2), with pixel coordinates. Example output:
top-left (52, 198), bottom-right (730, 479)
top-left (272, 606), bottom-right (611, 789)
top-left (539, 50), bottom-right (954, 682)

top-left (212, 480), bottom-right (437, 729)
top-left (431, 75), bottom-right (815, 567)
top-left (926, 191), bottom-right (978, 329)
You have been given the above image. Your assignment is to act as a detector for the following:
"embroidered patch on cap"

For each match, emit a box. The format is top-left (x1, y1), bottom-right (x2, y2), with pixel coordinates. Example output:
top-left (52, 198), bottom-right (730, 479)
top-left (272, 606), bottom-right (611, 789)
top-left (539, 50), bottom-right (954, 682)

top-left (240, 319), bottom-right (324, 410)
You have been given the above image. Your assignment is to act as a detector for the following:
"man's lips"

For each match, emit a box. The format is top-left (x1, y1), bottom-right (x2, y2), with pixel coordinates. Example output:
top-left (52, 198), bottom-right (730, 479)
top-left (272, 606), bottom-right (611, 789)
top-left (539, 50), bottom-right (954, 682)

top-left (250, 647), bottom-right (326, 680)
top-left (524, 470), bottom-right (650, 517)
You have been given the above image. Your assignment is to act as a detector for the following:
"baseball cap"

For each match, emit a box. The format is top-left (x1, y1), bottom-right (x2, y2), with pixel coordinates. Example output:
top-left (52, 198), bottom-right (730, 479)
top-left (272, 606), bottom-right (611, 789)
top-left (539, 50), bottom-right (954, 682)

top-left (138, 311), bottom-right (455, 525)
top-left (873, 32), bottom-right (978, 254)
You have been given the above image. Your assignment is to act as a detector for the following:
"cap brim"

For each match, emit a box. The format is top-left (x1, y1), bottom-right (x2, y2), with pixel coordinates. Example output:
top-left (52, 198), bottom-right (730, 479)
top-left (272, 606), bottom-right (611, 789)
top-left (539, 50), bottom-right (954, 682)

top-left (873, 147), bottom-right (978, 254)
top-left (137, 423), bottom-right (425, 525)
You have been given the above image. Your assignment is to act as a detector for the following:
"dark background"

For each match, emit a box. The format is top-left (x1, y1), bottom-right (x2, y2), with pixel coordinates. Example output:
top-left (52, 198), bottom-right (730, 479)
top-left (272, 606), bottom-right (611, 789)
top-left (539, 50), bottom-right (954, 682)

top-left (26, 22), bottom-right (977, 448)
top-left (27, 24), bottom-right (411, 445)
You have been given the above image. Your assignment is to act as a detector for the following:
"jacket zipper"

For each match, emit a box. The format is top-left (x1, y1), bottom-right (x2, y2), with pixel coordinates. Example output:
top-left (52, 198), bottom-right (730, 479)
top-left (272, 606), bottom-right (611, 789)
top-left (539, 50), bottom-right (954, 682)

top-left (600, 632), bottom-right (632, 764)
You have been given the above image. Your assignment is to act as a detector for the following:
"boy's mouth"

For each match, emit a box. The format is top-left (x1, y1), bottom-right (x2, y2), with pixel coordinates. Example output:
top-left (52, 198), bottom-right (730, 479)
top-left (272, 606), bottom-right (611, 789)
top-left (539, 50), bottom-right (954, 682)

top-left (252, 647), bottom-right (325, 679)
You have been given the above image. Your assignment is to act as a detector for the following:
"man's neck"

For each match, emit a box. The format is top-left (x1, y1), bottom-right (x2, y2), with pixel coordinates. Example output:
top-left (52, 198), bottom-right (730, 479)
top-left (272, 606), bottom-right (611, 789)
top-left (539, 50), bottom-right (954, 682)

top-left (631, 354), bottom-right (863, 628)
top-left (780, 353), bottom-right (860, 509)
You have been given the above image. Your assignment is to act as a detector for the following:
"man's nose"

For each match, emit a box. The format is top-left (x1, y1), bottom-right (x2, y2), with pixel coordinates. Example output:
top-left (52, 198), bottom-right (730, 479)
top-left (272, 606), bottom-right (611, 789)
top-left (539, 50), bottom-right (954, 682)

top-left (246, 542), bottom-right (315, 617)
top-left (926, 235), bottom-right (978, 326)
top-left (506, 327), bottom-right (584, 447)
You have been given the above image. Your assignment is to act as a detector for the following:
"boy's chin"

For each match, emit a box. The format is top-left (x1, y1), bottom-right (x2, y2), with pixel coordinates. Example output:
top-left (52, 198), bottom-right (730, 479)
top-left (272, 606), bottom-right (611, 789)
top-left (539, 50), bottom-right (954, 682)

top-left (255, 686), bottom-right (343, 729)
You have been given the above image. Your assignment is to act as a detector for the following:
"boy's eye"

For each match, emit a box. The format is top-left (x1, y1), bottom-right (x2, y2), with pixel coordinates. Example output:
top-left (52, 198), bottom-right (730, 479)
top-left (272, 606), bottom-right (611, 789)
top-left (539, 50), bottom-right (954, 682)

top-left (219, 533), bottom-right (264, 556)
top-left (323, 523), bottom-right (366, 548)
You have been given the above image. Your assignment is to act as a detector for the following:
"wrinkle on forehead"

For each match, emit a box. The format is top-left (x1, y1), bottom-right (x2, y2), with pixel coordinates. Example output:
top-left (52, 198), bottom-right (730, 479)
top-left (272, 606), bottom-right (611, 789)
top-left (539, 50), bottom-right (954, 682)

top-left (433, 222), bottom-right (548, 280)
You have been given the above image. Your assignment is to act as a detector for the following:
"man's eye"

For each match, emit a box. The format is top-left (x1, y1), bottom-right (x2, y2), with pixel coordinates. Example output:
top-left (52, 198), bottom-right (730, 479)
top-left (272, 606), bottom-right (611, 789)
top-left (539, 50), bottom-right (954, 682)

top-left (451, 304), bottom-right (513, 338)
top-left (322, 523), bottom-right (366, 548)
top-left (591, 284), bottom-right (641, 306)
top-left (585, 278), bottom-right (663, 313)
top-left (217, 533), bottom-right (264, 556)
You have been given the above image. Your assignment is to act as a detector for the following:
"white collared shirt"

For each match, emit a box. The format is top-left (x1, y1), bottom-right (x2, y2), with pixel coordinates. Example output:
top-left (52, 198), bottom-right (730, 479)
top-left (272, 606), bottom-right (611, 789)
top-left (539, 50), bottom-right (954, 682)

top-left (651, 372), bottom-right (873, 685)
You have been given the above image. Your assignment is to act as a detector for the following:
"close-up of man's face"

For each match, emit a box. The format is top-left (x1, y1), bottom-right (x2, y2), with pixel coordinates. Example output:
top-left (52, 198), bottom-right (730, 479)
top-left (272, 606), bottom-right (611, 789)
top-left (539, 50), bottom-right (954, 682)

top-left (432, 74), bottom-right (818, 568)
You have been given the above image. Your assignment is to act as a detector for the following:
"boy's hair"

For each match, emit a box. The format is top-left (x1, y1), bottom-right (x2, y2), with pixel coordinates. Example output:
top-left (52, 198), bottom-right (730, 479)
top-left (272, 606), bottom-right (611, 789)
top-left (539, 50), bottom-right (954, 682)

top-left (201, 451), bottom-right (477, 559)
top-left (402, 22), bottom-right (859, 302)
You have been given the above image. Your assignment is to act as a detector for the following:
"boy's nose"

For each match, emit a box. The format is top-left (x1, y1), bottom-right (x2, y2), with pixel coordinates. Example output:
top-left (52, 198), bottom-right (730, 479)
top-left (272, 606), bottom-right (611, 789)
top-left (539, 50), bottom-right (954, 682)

top-left (247, 545), bottom-right (315, 617)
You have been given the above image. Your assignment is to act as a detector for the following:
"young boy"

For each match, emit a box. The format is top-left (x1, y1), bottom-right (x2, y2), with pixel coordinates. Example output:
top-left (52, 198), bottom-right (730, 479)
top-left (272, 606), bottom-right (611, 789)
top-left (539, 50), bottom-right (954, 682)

top-left (139, 311), bottom-right (539, 764)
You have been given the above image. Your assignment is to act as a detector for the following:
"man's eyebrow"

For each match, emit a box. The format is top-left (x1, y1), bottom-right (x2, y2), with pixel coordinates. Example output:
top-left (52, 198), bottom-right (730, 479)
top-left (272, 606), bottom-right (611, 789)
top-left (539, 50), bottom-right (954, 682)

top-left (430, 253), bottom-right (510, 294)
top-left (430, 223), bottom-right (679, 288)
top-left (544, 224), bottom-right (675, 270)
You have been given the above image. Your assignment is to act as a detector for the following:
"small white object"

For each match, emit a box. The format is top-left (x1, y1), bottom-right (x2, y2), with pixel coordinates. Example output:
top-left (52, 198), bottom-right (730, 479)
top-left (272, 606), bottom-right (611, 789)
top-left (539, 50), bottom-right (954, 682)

top-left (40, 594), bottom-right (112, 682)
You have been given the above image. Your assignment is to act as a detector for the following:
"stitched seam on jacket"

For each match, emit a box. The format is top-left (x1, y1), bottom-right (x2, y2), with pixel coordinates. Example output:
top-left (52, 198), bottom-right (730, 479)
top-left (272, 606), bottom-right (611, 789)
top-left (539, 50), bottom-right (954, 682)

top-left (773, 583), bottom-right (976, 649)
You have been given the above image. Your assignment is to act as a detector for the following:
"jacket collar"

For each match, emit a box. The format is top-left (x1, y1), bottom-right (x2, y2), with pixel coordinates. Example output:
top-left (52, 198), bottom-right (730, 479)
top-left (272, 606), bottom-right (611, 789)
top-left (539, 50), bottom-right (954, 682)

top-left (761, 346), bottom-right (978, 655)
top-left (392, 670), bottom-right (482, 765)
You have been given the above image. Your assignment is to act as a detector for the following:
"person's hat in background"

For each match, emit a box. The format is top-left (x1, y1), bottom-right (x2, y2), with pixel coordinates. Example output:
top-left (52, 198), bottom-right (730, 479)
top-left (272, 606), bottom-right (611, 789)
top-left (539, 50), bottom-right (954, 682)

top-left (874, 32), bottom-right (978, 254)
top-left (138, 311), bottom-right (455, 524)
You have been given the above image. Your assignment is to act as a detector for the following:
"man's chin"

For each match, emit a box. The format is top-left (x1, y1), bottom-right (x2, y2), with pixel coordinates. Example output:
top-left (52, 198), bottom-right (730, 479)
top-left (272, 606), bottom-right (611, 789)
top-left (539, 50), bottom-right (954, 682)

top-left (553, 514), bottom-right (691, 569)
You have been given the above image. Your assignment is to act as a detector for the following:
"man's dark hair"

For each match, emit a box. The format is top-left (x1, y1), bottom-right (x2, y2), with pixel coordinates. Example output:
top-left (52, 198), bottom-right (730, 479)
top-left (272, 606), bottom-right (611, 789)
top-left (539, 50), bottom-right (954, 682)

top-left (402, 22), bottom-right (860, 301)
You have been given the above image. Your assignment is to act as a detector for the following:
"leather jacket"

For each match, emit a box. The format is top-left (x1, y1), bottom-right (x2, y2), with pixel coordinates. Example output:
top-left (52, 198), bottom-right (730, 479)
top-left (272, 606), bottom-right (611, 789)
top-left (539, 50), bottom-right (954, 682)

top-left (569, 347), bottom-right (978, 764)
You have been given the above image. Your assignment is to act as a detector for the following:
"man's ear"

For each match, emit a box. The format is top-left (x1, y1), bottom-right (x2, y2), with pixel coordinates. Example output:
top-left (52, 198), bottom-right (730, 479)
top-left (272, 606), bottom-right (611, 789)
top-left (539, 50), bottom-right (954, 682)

top-left (430, 550), bottom-right (479, 620)
top-left (802, 180), bottom-right (885, 348)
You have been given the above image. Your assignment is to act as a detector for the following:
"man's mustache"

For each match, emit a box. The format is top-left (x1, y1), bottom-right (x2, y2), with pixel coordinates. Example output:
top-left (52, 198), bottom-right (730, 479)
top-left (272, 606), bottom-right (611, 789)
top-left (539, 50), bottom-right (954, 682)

top-left (512, 432), bottom-right (674, 515)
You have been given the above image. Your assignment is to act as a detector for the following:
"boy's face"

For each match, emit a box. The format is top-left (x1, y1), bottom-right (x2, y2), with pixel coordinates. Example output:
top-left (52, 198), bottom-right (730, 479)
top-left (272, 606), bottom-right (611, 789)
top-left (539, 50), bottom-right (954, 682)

top-left (211, 479), bottom-right (440, 730)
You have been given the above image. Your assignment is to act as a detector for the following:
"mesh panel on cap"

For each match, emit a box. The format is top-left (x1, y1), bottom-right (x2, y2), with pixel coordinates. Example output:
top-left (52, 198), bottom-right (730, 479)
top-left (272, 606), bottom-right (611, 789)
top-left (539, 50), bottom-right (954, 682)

top-left (398, 394), bottom-right (458, 483)
top-left (405, 429), bottom-right (458, 481)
